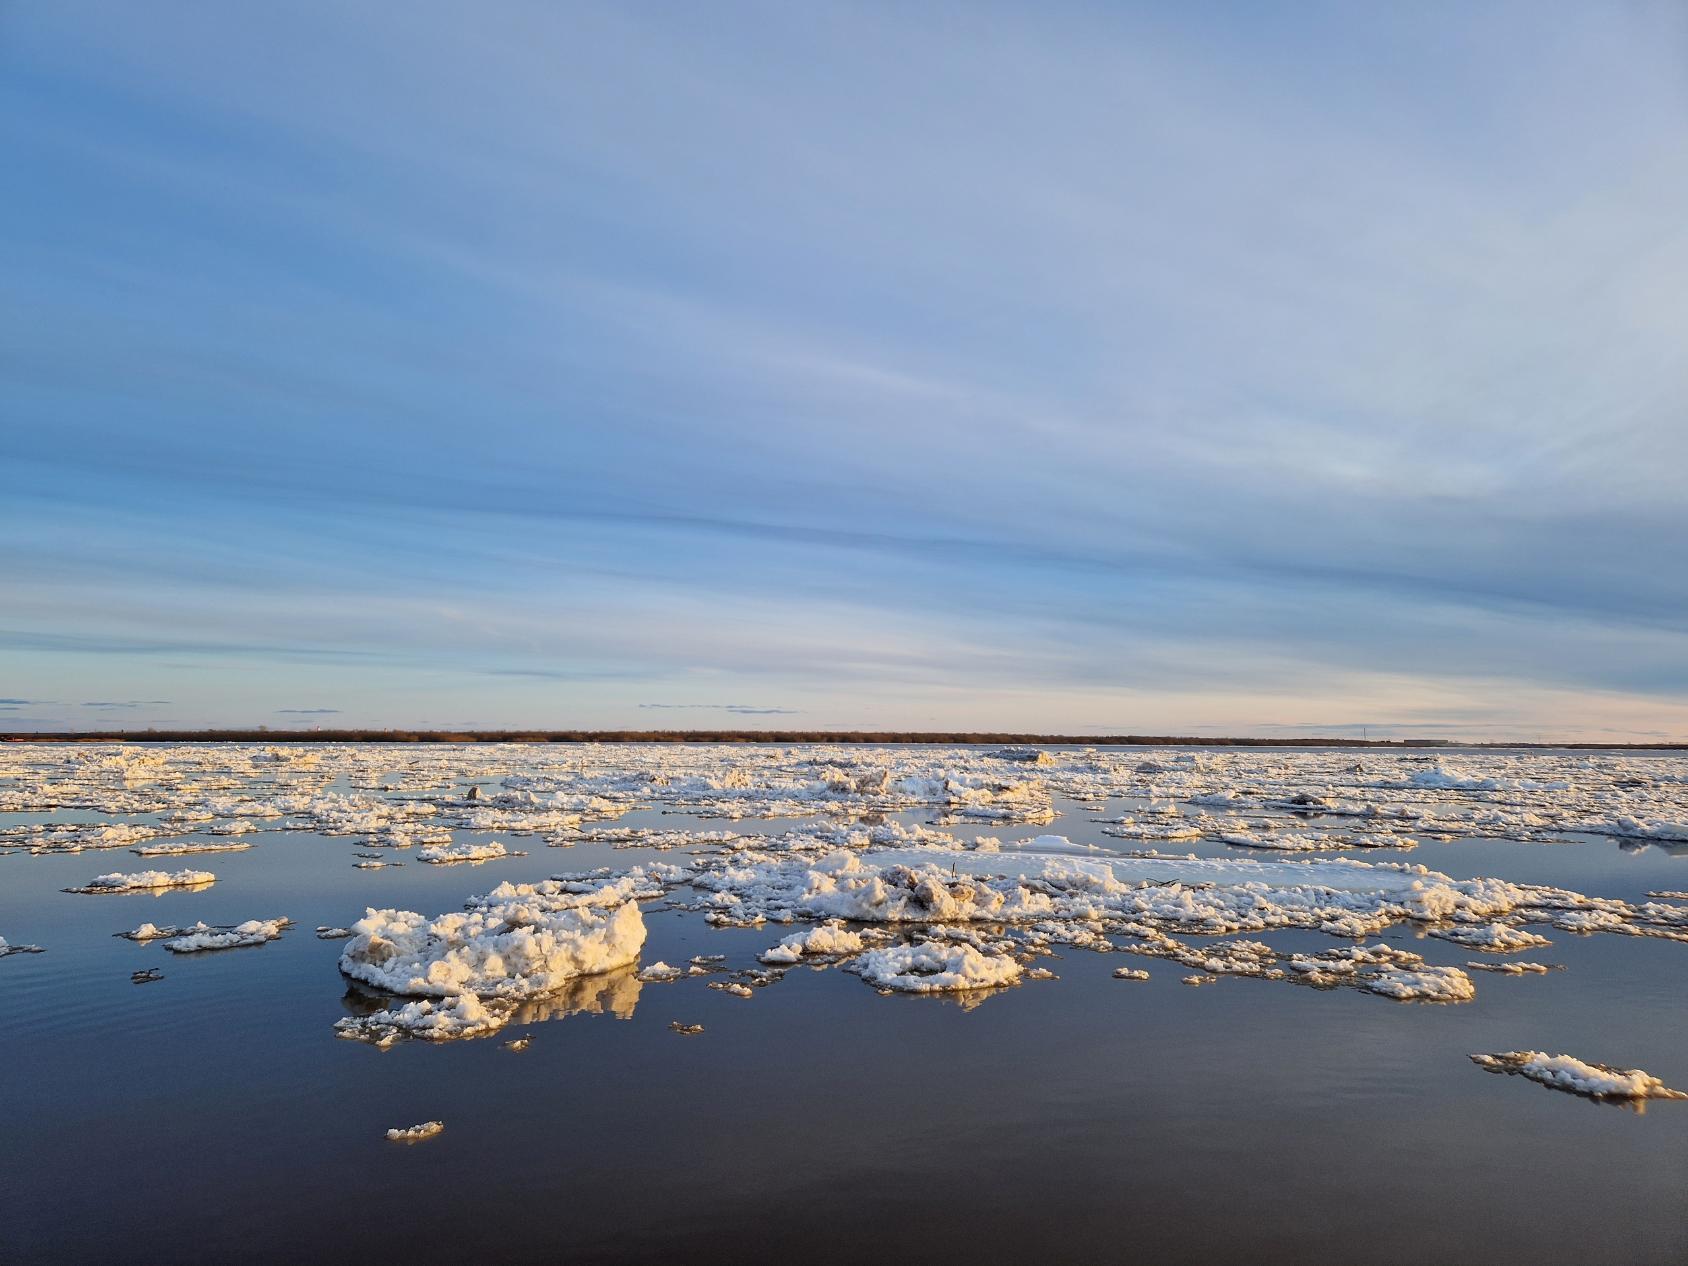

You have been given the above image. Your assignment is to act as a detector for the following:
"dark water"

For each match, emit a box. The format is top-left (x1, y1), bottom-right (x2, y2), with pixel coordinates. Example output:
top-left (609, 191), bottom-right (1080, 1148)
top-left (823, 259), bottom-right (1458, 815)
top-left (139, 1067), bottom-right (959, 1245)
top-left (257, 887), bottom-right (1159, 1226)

top-left (3, 792), bottom-right (1687, 1265)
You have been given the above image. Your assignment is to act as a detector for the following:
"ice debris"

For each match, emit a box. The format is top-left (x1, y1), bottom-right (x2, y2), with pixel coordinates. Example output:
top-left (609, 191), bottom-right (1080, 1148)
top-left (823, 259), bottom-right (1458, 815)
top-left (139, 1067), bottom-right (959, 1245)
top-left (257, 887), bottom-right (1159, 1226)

top-left (417, 841), bottom-right (521, 865)
top-left (131, 841), bottom-right (252, 857)
top-left (758, 921), bottom-right (866, 964)
top-left (847, 941), bottom-right (1024, 993)
top-left (1470, 1052), bottom-right (1688, 1102)
top-left (385, 1121), bottom-right (444, 1142)
top-left (163, 918), bottom-right (290, 952)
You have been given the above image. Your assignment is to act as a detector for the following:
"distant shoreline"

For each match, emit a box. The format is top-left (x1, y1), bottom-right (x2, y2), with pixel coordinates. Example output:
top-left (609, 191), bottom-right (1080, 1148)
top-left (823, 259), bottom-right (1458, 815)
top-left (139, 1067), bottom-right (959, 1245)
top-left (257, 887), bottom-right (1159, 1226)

top-left (2, 730), bottom-right (1683, 749)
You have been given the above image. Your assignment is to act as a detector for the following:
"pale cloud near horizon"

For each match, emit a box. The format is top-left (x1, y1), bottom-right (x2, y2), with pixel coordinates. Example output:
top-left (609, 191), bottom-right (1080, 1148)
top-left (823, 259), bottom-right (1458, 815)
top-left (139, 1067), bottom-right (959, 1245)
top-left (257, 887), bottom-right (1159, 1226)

top-left (3, 2), bottom-right (1687, 737)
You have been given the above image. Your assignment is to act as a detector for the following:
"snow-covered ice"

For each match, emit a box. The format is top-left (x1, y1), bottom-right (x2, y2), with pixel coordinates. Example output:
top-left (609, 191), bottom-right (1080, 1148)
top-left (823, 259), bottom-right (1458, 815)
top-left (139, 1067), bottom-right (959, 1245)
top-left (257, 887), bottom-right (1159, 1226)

top-left (417, 840), bottom-right (521, 865)
top-left (1470, 1051), bottom-right (1688, 1101)
top-left (385, 1120), bottom-right (444, 1142)
top-left (66, 869), bottom-right (215, 894)
top-left (162, 918), bottom-right (290, 952)
top-left (847, 941), bottom-right (1025, 993)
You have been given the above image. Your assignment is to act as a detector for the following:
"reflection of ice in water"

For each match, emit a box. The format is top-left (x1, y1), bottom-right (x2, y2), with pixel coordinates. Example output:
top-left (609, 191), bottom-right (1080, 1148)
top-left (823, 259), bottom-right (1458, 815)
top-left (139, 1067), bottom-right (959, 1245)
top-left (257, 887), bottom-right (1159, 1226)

top-left (508, 964), bottom-right (643, 1025)
top-left (335, 964), bottom-right (644, 1046)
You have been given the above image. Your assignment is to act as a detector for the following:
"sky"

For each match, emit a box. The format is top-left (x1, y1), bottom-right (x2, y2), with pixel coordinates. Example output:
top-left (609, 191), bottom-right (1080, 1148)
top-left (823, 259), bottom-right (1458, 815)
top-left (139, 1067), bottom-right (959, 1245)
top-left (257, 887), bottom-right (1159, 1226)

top-left (4, 1), bottom-right (1688, 739)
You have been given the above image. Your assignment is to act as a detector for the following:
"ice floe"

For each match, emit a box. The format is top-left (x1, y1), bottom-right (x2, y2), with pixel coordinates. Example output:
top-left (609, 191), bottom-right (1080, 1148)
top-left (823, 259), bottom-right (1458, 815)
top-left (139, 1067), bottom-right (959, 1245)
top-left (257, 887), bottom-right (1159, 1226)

top-left (162, 918), bottom-right (290, 952)
top-left (131, 841), bottom-right (253, 857)
top-left (339, 887), bottom-right (645, 1000)
top-left (331, 877), bottom-right (647, 1044)
top-left (66, 869), bottom-right (215, 894)
top-left (758, 921), bottom-right (866, 964)
top-left (339, 994), bottom-right (509, 1045)
top-left (417, 840), bottom-right (522, 865)
top-left (847, 940), bottom-right (1024, 993)
top-left (1470, 1051), bottom-right (1688, 1102)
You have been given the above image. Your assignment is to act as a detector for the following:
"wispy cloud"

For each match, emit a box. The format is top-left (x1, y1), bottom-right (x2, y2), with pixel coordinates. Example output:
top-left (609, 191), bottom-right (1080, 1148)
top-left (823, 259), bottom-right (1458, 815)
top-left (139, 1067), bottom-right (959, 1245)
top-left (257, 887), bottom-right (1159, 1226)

top-left (638, 704), bottom-right (800, 716)
top-left (276, 707), bottom-right (339, 715)
top-left (1, 3), bottom-right (1685, 736)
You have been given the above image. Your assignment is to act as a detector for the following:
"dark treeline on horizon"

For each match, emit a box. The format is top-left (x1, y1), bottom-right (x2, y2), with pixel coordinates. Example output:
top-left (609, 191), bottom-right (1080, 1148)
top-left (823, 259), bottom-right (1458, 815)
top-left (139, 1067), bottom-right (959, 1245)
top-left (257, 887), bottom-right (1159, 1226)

top-left (2, 729), bottom-right (1682, 749)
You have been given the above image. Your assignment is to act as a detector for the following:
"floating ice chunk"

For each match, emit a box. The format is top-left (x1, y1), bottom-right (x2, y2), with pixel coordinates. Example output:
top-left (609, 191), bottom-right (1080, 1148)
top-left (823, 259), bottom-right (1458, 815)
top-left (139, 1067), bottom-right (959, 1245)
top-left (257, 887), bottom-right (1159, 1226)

top-left (339, 994), bottom-right (510, 1045)
top-left (758, 921), bottom-right (866, 964)
top-left (1283, 942), bottom-right (1474, 1000)
top-left (338, 882), bottom-right (646, 1000)
top-left (385, 1120), bottom-right (444, 1142)
top-left (417, 841), bottom-right (518, 865)
top-left (1358, 963), bottom-right (1475, 1002)
top-left (120, 921), bottom-right (198, 941)
top-left (1428, 922), bottom-right (1552, 952)
top-left (0, 934), bottom-right (44, 957)
top-left (66, 869), bottom-right (215, 894)
top-left (847, 941), bottom-right (1023, 993)
top-left (130, 842), bottom-right (253, 857)
top-left (163, 918), bottom-right (290, 952)
top-left (637, 961), bottom-right (685, 982)
top-left (1465, 960), bottom-right (1557, 974)
top-left (669, 1021), bottom-right (704, 1035)
top-left (1112, 967), bottom-right (1150, 980)
top-left (1470, 1051), bottom-right (1688, 1101)
top-left (316, 926), bottom-right (354, 939)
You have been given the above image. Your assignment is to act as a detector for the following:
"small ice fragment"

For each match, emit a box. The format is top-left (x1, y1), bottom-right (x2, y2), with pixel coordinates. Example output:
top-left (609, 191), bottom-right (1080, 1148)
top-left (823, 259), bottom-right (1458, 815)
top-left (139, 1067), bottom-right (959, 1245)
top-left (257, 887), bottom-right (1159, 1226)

top-left (1113, 967), bottom-right (1150, 981)
top-left (336, 995), bottom-right (510, 1045)
top-left (416, 841), bottom-right (518, 865)
top-left (162, 918), bottom-right (290, 952)
top-left (385, 1121), bottom-right (444, 1142)
top-left (669, 1021), bottom-right (704, 1035)
top-left (130, 841), bottom-right (252, 857)
top-left (131, 968), bottom-right (164, 984)
top-left (1464, 960), bottom-right (1557, 974)
top-left (638, 962), bottom-right (684, 982)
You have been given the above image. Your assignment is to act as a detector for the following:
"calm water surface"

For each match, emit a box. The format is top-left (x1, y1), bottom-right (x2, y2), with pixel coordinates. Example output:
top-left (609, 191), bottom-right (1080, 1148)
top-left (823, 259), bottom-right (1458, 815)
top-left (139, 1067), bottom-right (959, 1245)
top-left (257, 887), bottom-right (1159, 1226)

top-left (3, 765), bottom-right (1687, 1264)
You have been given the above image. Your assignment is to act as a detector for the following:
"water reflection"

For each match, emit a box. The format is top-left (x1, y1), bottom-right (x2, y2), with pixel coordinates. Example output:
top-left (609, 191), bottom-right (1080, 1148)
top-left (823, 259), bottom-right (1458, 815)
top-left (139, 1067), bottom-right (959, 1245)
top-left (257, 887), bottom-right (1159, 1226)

top-left (337, 964), bottom-right (645, 1037)
top-left (510, 965), bottom-right (642, 1024)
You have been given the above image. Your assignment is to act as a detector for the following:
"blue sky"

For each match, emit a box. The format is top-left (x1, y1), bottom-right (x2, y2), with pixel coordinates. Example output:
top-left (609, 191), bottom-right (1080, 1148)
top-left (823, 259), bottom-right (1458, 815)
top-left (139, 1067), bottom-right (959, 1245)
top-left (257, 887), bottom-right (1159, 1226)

top-left (4, 2), bottom-right (1687, 737)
